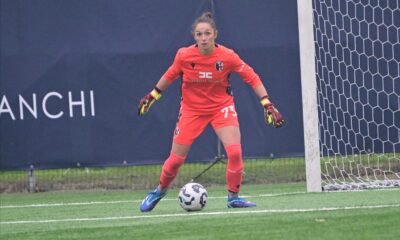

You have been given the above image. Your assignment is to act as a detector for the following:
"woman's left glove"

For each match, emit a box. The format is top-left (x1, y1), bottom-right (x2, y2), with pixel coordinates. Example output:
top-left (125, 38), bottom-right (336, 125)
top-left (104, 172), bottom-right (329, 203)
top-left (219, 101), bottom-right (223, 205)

top-left (260, 96), bottom-right (284, 128)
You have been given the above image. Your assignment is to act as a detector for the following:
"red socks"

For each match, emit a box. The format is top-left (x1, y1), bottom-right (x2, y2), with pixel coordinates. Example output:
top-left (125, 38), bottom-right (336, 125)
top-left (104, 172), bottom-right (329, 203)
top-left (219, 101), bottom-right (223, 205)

top-left (159, 144), bottom-right (243, 192)
top-left (225, 144), bottom-right (243, 193)
top-left (159, 151), bottom-right (186, 188)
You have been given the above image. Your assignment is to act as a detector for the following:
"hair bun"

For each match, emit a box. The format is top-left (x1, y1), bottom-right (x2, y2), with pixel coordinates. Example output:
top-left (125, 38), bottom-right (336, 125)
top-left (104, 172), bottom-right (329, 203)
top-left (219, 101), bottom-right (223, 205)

top-left (202, 11), bottom-right (213, 19)
top-left (192, 11), bottom-right (217, 32)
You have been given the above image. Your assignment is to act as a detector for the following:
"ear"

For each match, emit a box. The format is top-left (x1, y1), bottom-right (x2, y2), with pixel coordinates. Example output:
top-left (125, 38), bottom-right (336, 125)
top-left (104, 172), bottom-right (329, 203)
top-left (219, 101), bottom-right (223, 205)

top-left (192, 31), bottom-right (197, 40)
top-left (214, 30), bottom-right (218, 39)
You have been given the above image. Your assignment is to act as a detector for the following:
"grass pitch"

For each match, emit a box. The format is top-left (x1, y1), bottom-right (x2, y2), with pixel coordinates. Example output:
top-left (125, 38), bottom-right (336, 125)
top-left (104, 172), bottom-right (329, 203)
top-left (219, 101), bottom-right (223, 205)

top-left (1, 183), bottom-right (399, 240)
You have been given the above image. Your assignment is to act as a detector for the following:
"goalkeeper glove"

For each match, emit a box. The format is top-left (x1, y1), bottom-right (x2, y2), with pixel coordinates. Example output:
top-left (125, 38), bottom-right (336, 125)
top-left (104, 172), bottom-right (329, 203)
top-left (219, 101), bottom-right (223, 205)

top-left (138, 87), bottom-right (162, 116)
top-left (260, 96), bottom-right (284, 128)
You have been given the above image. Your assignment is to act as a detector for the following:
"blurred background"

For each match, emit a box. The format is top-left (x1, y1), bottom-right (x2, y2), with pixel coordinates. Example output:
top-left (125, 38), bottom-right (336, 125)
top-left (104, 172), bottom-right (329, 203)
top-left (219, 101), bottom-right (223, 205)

top-left (1, 0), bottom-right (398, 192)
top-left (0, 0), bottom-right (304, 192)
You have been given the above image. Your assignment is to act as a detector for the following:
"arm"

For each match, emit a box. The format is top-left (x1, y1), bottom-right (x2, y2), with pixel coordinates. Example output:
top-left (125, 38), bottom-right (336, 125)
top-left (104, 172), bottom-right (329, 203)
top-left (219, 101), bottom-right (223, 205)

top-left (155, 77), bottom-right (173, 92)
top-left (138, 50), bottom-right (182, 116)
top-left (253, 84), bottom-right (284, 128)
top-left (137, 77), bottom-right (174, 116)
top-left (230, 51), bottom-right (284, 127)
top-left (252, 84), bottom-right (269, 99)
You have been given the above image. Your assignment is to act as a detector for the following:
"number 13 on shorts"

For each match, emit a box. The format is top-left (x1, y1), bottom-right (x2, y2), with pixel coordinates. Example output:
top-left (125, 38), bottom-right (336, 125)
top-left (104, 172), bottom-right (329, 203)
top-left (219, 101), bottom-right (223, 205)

top-left (221, 105), bottom-right (237, 118)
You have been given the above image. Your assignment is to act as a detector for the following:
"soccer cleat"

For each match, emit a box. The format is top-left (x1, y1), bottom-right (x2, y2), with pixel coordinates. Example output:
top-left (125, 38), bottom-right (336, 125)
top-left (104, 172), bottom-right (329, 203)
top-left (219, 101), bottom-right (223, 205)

top-left (227, 197), bottom-right (256, 208)
top-left (139, 189), bottom-right (167, 212)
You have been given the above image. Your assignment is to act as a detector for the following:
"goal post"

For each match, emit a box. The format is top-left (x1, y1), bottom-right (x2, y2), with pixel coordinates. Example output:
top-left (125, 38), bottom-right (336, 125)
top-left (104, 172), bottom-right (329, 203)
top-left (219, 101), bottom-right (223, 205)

top-left (297, 0), bottom-right (322, 192)
top-left (298, 0), bottom-right (400, 191)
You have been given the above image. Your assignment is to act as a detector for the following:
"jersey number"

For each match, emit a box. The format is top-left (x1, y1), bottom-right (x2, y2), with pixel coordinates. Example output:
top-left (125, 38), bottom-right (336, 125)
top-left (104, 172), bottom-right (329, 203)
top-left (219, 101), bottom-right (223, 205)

top-left (221, 105), bottom-right (237, 118)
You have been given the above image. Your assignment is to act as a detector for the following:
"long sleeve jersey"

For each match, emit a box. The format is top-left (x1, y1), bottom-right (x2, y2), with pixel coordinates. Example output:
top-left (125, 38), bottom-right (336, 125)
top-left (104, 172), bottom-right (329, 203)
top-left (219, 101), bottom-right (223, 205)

top-left (163, 44), bottom-right (262, 113)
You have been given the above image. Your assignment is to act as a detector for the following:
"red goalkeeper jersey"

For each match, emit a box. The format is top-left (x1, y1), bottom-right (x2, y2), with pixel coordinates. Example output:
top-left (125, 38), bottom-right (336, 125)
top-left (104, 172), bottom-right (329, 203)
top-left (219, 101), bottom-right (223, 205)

top-left (163, 44), bottom-right (262, 113)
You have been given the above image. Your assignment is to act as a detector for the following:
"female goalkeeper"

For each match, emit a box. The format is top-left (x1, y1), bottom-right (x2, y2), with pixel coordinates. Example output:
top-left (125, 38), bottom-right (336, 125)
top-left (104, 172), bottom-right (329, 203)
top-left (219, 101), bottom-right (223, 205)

top-left (138, 12), bottom-right (284, 212)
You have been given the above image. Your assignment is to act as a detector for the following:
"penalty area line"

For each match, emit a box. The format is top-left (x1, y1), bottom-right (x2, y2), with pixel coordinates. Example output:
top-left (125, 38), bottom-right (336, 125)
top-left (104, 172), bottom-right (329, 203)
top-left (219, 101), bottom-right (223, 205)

top-left (1, 204), bottom-right (399, 225)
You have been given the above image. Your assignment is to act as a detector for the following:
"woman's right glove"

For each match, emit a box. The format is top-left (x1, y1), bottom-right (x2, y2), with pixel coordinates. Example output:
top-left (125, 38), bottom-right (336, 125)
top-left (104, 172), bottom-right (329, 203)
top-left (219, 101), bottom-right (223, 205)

top-left (138, 87), bottom-right (162, 116)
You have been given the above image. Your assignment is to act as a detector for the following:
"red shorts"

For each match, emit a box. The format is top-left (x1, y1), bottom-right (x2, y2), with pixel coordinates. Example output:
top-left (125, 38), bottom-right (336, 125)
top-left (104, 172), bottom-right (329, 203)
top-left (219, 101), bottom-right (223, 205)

top-left (173, 104), bottom-right (239, 145)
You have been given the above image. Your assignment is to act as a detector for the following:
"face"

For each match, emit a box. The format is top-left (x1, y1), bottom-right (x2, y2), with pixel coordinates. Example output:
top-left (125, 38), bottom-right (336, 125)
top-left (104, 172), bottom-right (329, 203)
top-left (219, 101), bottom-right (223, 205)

top-left (193, 22), bottom-right (217, 54)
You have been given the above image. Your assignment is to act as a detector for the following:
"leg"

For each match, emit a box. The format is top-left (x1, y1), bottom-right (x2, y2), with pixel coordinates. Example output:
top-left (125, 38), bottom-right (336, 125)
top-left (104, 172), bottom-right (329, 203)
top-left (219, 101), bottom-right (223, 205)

top-left (171, 142), bottom-right (191, 157)
top-left (215, 126), bottom-right (256, 208)
top-left (140, 143), bottom-right (190, 212)
top-left (140, 112), bottom-right (210, 212)
top-left (215, 126), bottom-right (243, 193)
top-left (159, 111), bottom-right (211, 189)
top-left (158, 142), bottom-right (191, 190)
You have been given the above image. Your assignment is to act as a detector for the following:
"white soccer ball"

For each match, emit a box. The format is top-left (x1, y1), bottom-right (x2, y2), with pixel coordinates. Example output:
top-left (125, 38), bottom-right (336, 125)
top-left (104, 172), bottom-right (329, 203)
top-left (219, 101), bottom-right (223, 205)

top-left (178, 182), bottom-right (208, 211)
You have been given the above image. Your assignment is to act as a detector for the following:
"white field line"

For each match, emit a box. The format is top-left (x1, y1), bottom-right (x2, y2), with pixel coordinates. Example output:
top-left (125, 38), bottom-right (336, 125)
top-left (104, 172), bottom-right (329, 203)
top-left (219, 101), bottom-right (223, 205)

top-left (1, 204), bottom-right (399, 225)
top-left (0, 192), bottom-right (307, 209)
top-left (1, 188), bottom-right (399, 209)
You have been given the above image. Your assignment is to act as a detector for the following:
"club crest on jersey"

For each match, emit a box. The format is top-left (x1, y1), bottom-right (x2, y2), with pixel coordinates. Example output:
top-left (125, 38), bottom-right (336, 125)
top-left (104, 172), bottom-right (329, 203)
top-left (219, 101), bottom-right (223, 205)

top-left (174, 126), bottom-right (180, 136)
top-left (215, 61), bottom-right (223, 71)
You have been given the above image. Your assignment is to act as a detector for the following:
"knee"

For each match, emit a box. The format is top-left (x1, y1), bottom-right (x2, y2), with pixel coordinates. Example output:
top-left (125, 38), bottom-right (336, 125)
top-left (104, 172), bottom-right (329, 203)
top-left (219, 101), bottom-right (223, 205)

top-left (225, 144), bottom-right (243, 172)
top-left (165, 151), bottom-right (186, 171)
top-left (225, 144), bottom-right (242, 161)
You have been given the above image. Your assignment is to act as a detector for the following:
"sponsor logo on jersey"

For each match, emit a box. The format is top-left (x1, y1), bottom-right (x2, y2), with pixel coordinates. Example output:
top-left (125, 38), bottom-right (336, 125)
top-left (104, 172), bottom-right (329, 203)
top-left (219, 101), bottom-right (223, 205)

top-left (199, 71), bottom-right (212, 79)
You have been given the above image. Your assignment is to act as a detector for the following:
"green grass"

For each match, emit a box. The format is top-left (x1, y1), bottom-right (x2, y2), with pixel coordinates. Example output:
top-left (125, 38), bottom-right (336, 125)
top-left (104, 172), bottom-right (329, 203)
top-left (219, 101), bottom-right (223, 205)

top-left (0, 157), bottom-right (306, 192)
top-left (1, 183), bottom-right (399, 240)
top-left (2, 153), bottom-right (398, 193)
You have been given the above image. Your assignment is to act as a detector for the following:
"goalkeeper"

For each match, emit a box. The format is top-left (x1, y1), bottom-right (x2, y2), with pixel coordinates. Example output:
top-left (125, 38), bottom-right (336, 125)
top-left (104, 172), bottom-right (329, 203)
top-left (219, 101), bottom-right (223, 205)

top-left (138, 12), bottom-right (284, 212)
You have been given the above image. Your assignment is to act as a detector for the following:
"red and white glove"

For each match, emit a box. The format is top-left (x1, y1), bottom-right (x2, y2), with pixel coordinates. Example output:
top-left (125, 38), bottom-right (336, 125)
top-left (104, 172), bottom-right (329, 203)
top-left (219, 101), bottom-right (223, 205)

top-left (260, 96), bottom-right (284, 128)
top-left (137, 87), bottom-right (162, 116)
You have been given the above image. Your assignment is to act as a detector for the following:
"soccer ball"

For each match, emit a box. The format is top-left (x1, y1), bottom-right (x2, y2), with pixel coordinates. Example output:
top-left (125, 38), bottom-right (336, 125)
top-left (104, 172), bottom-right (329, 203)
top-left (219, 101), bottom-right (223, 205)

top-left (178, 182), bottom-right (208, 211)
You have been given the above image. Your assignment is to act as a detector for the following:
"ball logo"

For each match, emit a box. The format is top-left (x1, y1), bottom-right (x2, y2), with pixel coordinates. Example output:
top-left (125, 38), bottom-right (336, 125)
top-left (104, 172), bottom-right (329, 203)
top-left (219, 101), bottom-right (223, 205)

top-left (178, 182), bottom-right (208, 211)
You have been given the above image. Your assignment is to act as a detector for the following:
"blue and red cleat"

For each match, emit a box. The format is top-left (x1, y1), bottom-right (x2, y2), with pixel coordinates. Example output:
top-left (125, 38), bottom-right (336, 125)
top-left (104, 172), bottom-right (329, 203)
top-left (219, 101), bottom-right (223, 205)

top-left (140, 189), bottom-right (167, 212)
top-left (227, 197), bottom-right (256, 208)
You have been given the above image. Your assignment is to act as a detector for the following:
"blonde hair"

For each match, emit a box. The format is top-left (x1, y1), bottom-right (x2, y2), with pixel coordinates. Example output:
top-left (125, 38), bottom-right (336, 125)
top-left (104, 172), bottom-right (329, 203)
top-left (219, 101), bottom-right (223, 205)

top-left (191, 11), bottom-right (217, 33)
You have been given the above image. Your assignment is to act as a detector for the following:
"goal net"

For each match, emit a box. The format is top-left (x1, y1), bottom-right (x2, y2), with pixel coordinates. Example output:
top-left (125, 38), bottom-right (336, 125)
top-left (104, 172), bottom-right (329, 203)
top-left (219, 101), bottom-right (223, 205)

top-left (312, 0), bottom-right (400, 190)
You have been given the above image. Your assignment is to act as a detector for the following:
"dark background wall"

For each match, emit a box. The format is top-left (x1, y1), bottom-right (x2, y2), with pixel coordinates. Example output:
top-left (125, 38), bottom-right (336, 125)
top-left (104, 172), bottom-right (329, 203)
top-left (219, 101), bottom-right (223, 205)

top-left (0, 0), bottom-right (303, 170)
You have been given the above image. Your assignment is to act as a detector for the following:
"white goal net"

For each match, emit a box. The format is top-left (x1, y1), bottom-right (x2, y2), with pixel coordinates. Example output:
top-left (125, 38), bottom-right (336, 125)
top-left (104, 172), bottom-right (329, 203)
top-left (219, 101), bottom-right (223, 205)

top-left (312, 0), bottom-right (400, 190)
